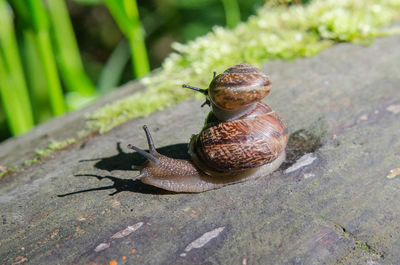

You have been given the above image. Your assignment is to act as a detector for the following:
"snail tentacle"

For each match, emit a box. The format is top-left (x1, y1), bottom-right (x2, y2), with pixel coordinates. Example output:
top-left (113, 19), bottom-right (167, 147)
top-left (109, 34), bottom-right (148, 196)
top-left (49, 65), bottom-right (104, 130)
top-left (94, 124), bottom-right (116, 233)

top-left (142, 125), bottom-right (157, 154)
top-left (127, 144), bottom-right (158, 165)
top-left (182, 84), bottom-right (208, 95)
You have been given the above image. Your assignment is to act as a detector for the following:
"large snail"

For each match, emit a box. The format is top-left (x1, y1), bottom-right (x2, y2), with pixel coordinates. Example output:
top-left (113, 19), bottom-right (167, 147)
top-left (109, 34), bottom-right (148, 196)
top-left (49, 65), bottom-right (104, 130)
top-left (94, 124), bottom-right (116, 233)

top-left (128, 64), bottom-right (288, 193)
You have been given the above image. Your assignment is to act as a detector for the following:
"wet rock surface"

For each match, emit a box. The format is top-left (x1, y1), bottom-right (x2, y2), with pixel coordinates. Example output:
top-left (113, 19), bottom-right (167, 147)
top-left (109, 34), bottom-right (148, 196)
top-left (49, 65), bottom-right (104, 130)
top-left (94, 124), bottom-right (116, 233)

top-left (1, 34), bottom-right (400, 264)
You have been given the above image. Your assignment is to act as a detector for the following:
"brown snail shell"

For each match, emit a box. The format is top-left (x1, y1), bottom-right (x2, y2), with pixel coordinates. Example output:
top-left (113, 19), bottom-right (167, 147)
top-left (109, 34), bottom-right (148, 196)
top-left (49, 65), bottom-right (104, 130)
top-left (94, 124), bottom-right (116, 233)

top-left (192, 102), bottom-right (288, 173)
top-left (209, 63), bottom-right (271, 111)
top-left (127, 64), bottom-right (288, 193)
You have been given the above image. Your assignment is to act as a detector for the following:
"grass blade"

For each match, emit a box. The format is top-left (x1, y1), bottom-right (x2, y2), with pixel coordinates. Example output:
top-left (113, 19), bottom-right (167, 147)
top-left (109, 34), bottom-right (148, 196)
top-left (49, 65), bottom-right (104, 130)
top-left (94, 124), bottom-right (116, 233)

top-left (221, 0), bottom-right (241, 28)
top-left (0, 0), bottom-right (34, 135)
top-left (36, 29), bottom-right (66, 115)
top-left (123, 0), bottom-right (150, 77)
top-left (98, 39), bottom-right (130, 94)
top-left (21, 30), bottom-right (52, 123)
top-left (104, 0), bottom-right (150, 78)
top-left (46, 0), bottom-right (97, 98)
top-left (27, 0), bottom-right (66, 115)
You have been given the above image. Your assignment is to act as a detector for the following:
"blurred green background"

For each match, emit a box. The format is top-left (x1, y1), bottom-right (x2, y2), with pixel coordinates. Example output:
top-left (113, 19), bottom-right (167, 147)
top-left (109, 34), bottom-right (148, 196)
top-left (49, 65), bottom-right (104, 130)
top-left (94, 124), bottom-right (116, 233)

top-left (0, 0), bottom-right (280, 142)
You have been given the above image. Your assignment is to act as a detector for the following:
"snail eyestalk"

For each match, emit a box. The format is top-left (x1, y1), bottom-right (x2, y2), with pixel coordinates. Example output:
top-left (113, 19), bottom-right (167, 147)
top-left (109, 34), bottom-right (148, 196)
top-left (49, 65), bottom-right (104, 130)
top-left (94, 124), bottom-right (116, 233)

top-left (182, 84), bottom-right (210, 107)
top-left (182, 84), bottom-right (208, 95)
top-left (127, 144), bottom-right (158, 164)
top-left (213, 71), bottom-right (216, 79)
top-left (142, 125), bottom-right (157, 154)
top-left (128, 125), bottom-right (159, 163)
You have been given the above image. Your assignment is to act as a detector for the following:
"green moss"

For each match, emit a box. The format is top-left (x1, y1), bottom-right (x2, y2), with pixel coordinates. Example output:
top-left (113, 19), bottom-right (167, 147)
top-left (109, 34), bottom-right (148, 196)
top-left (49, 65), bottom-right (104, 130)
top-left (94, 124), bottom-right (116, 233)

top-left (1, 138), bottom-right (76, 179)
top-left (355, 241), bottom-right (370, 252)
top-left (355, 240), bottom-right (384, 257)
top-left (87, 0), bottom-right (400, 133)
top-left (24, 158), bottom-right (39, 165)
top-left (35, 138), bottom-right (76, 157)
top-left (0, 166), bottom-right (18, 179)
top-left (48, 138), bottom-right (77, 150)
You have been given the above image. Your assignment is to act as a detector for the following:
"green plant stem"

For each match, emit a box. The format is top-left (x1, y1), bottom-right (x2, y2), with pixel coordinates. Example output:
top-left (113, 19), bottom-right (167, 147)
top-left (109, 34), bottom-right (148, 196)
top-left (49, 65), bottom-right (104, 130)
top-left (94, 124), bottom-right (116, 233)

top-left (104, 0), bottom-right (150, 78)
top-left (123, 0), bottom-right (150, 77)
top-left (22, 30), bottom-right (52, 123)
top-left (28, 0), bottom-right (65, 115)
top-left (220, 0), bottom-right (241, 28)
top-left (45, 0), bottom-right (96, 96)
top-left (36, 30), bottom-right (66, 115)
top-left (0, 55), bottom-right (28, 135)
top-left (0, 0), bottom-right (34, 134)
top-left (127, 28), bottom-right (150, 78)
top-left (98, 39), bottom-right (130, 94)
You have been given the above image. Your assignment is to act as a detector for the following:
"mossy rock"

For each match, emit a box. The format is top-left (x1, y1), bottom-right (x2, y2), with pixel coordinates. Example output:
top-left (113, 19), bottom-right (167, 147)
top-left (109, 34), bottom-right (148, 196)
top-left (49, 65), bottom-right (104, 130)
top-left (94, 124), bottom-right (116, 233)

top-left (1, 34), bottom-right (400, 264)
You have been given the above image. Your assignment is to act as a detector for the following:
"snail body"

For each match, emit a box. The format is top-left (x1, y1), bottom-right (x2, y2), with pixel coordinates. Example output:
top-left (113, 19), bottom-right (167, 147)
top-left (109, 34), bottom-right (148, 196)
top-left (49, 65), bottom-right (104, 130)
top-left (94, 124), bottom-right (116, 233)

top-left (128, 64), bottom-right (288, 193)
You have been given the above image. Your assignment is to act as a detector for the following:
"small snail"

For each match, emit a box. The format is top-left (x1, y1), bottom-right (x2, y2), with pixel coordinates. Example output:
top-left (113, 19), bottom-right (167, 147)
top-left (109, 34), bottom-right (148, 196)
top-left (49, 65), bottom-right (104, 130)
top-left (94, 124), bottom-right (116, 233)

top-left (128, 64), bottom-right (288, 193)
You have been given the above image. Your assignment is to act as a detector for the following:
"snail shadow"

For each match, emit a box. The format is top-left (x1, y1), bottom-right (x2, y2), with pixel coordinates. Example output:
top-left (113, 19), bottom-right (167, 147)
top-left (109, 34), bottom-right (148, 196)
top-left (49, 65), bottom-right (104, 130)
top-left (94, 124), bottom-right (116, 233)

top-left (79, 142), bottom-right (190, 171)
top-left (58, 142), bottom-right (190, 196)
top-left (57, 174), bottom-right (175, 197)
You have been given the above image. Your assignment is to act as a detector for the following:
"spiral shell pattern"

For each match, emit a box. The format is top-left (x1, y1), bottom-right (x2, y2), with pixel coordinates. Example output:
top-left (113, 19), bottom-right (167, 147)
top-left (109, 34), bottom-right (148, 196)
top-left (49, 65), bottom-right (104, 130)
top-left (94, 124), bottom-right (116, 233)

top-left (194, 102), bottom-right (288, 172)
top-left (208, 63), bottom-right (271, 110)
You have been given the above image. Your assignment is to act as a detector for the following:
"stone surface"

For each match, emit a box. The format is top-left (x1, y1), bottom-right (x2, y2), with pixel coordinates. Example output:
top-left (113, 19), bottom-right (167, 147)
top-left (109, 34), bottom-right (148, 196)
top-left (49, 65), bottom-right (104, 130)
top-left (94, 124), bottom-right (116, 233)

top-left (1, 33), bottom-right (400, 265)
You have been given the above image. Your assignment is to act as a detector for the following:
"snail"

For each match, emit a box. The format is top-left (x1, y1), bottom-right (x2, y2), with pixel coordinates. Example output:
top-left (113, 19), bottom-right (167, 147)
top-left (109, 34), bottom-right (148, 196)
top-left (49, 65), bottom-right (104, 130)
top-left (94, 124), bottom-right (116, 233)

top-left (128, 64), bottom-right (288, 193)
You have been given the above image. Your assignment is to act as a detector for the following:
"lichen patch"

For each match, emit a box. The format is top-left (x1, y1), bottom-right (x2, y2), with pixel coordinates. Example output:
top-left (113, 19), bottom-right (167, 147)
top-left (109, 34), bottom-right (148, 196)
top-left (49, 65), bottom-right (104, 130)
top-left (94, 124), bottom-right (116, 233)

top-left (285, 153), bottom-right (317, 174)
top-left (358, 114), bottom-right (369, 122)
top-left (386, 168), bottom-right (400, 179)
top-left (94, 242), bottom-right (110, 252)
top-left (303, 173), bottom-right (316, 179)
top-left (111, 222), bottom-right (144, 239)
top-left (181, 226), bottom-right (225, 256)
top-left (386, 104), bottom-right (400, 114)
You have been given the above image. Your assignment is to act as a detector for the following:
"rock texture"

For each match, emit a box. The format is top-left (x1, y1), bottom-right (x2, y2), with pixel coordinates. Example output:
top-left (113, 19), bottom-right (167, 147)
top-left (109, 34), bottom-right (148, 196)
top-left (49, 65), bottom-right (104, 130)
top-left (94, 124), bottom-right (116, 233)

top-left (1, 33), bottom-right (400, 265)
